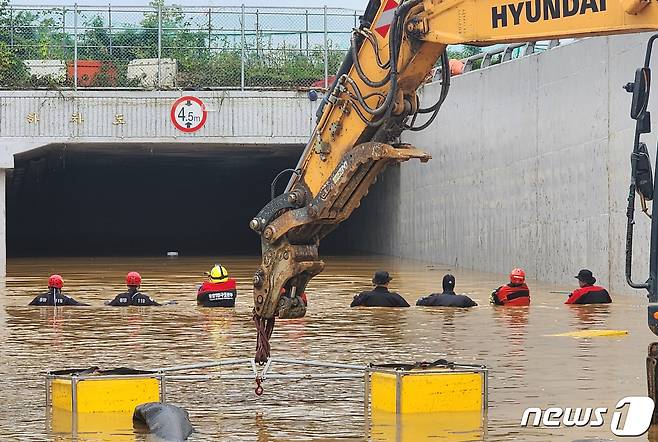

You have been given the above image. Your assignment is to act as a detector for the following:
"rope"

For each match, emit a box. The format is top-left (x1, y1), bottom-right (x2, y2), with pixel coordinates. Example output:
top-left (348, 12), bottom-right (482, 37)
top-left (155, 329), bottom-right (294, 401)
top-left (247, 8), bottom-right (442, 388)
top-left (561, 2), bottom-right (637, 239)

top-left (254, 313), bottom-right (276, 365)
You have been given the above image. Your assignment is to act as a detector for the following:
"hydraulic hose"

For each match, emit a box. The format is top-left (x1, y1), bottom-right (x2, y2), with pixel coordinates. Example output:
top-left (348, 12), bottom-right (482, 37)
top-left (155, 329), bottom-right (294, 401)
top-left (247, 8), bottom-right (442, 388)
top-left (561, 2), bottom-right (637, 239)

top-left (350, 31), bottom-right (391, 88)
top-left (349, 0), bottom-right (420, 120)
top-left (408, 51), bottom-right (451, 131)
top-left (315, 0), bottom-right (382, 122)
top-left (418, 52), bottom-right (450, 114)
top-left (345, 76), bottom-right (394, 116)
top-left (359, 28), bottom-right (390, 70)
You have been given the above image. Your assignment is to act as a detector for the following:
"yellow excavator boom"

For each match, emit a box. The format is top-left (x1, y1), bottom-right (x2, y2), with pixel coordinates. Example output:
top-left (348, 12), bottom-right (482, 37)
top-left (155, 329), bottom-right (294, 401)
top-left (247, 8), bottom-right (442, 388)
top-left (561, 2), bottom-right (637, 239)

top-left (250, 0), bottom-right (658, 363)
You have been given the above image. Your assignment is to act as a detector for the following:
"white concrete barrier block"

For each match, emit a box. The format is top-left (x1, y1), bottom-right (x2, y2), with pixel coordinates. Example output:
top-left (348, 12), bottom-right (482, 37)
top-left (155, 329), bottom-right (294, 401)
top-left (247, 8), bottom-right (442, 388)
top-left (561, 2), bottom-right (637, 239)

top-left (127, 58), bottom-right (178, 88)
top-left (23, 60), bottom-right (66, 80)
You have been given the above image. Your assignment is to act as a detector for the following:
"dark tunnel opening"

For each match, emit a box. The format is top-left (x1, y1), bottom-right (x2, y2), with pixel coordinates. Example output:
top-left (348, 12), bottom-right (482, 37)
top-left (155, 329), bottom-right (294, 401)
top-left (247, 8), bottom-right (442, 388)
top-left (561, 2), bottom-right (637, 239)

top-left (6, 143), bottom-right (370, 257)
top-left (8, 143), bottom-right (300, 256)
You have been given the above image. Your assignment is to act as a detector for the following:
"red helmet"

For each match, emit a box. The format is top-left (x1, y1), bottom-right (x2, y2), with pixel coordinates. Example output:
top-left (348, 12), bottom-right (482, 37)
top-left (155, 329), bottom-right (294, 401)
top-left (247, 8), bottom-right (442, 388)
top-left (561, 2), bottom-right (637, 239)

top-left (126, 271), bottom-right (142, 287)
top-left (510, 268), bottom-right (526, 284)
top-left (48, 274), bottom-right (64, 289)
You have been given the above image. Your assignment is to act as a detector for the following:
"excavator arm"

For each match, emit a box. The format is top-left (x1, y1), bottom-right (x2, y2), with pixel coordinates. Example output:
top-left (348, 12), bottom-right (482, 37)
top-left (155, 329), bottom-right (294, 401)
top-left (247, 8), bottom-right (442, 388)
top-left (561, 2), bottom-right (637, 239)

top-left (251, 0), bottom-right (658, 363)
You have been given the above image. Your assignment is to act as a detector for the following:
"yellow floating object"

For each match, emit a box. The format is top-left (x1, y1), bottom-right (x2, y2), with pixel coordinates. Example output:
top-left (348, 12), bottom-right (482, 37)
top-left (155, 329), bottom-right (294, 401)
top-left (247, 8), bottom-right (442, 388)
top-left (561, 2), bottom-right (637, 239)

top-left (550, 329), bottom-right (629, 338)
top-left (369, 366), bottom-right (486, 414)
top-left (51, 376), bottom-right (160, 413)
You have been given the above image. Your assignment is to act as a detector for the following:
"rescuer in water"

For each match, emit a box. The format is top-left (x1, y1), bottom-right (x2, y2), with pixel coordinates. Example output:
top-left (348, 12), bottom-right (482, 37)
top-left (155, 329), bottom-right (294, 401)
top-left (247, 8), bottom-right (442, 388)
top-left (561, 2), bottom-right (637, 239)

top-left (108, 272), bottom-right (161, 306)
top-left (351, 271), bottom-right (410, 307)
top-left (416, 274), bottom-right (477, 308)
top-left (29, 274), bottom-right (87, 306)
top-left (490, 268), bottom-right (531, 306)
top-left (565, 269), bottom-right (612, 304)
top-left (197, 264), bottom-right (237, 307)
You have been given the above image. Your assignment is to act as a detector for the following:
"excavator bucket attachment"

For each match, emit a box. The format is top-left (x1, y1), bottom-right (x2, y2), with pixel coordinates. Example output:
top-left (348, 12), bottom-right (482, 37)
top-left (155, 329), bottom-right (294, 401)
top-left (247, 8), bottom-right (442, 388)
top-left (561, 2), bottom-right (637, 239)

top-left (252, 142), bottom-right (430, 320)
top-left (251, 142), bottom-right (430, 362)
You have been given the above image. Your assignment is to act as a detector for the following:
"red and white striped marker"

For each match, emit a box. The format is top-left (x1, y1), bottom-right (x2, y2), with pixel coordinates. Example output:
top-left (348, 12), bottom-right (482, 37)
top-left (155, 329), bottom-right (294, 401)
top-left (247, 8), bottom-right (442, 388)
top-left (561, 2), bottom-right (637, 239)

top-left (374, 0), bottom-right (399, 38)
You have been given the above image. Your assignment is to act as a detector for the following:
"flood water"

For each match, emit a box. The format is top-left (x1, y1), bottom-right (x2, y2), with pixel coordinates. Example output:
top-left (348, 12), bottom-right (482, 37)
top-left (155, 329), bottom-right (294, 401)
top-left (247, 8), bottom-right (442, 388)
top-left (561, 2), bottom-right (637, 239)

top-left (0, 255), bottom-right (654, 441)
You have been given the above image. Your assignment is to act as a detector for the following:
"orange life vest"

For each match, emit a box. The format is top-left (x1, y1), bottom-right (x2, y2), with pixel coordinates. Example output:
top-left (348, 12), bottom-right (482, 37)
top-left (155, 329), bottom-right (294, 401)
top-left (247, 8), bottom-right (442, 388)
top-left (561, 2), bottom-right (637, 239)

top-left (494, 284), bottom-right (530, 306)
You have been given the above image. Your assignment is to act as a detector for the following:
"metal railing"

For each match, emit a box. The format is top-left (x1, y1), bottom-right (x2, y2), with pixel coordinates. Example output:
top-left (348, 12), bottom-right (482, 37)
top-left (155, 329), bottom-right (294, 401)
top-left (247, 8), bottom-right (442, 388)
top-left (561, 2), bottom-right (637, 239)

top-left (462, 40), bottom-right (561, 73)
top-left (0, 3), bottom-right (362, 90)
top-left (426, 40), bottom-right (564, 84)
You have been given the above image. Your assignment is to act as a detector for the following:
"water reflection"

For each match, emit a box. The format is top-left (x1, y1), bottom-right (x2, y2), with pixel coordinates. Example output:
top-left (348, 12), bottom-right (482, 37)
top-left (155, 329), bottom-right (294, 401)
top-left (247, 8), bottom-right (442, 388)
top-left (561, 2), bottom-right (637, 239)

top-left (567, 304), bottom-right (612, 329)
top-left (370, 410), bottom-right (484, 442)
top-left (0, 256), bottom-right (651, 441)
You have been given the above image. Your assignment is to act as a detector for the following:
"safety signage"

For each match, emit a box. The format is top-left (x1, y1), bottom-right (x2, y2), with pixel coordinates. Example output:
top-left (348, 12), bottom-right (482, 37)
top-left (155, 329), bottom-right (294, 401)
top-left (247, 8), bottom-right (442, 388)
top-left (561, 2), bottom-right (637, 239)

top-left (374, 0), bottom-right (399, 38)
top-left (170, 96), bottom-right (208, 133)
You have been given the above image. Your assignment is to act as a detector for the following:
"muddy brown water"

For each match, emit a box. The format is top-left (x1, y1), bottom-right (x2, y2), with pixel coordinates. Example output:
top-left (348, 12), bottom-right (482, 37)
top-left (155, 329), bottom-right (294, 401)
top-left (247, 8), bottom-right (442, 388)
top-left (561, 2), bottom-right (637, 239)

top-left (0, 255), bottom-right (653, 441)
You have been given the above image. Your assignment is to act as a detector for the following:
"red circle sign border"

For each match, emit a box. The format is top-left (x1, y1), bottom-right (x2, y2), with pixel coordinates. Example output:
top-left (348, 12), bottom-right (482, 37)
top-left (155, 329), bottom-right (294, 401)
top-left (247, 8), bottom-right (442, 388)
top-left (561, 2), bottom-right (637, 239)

top-left (170, 96), bottom-right (208, 133)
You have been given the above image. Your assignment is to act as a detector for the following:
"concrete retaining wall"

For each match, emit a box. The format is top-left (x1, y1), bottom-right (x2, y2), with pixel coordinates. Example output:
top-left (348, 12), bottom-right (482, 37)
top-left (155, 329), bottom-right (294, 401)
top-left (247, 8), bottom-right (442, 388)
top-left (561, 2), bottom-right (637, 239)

top-left (346, 34), bottom-right (658, 295)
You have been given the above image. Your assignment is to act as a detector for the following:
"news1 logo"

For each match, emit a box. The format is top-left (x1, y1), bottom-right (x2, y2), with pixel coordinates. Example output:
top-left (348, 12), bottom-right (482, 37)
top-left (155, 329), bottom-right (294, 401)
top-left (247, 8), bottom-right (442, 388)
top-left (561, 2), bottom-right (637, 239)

top-left (520, 397), bottom-right (654, 436)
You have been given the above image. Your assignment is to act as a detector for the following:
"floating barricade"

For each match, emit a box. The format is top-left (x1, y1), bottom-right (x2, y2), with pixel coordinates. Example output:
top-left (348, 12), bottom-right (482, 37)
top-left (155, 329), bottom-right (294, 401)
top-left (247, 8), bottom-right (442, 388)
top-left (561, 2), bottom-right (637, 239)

top-left (45, 358), bottom-right (488, 441)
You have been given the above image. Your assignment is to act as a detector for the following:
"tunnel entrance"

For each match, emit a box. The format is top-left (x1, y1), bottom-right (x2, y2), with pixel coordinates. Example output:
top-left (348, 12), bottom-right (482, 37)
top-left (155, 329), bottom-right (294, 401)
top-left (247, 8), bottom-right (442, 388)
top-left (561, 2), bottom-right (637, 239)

top-left (7, 143), bottom-right (309, 257)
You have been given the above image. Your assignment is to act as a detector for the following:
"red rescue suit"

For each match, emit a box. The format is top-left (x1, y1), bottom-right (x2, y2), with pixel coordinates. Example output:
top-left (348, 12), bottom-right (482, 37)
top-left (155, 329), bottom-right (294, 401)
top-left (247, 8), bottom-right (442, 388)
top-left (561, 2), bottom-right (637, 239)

top-left (565, 285), bottom-right (612, 305)
top-left (492, 284), bottom-right (530, 306)
top-left (197, 279), bottom-right (237, 307)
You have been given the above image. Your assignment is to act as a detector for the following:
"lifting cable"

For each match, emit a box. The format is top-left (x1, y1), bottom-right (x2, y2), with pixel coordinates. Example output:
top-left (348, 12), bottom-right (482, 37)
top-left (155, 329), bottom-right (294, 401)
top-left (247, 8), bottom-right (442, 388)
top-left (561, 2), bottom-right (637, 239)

top-left (254, 314), bottom-right (275, 365)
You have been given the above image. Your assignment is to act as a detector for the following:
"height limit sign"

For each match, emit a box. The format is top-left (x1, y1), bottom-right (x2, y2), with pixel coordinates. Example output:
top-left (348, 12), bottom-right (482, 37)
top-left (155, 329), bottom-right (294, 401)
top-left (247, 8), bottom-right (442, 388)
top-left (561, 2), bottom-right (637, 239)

top-left (170, 96), bottom-right (208, 133)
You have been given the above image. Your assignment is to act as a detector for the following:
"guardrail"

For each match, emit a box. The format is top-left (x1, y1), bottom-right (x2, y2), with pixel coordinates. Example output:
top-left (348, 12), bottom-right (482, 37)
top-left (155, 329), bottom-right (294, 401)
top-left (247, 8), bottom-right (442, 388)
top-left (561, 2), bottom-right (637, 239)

top-left (462, 40), bottom-right (561, 73)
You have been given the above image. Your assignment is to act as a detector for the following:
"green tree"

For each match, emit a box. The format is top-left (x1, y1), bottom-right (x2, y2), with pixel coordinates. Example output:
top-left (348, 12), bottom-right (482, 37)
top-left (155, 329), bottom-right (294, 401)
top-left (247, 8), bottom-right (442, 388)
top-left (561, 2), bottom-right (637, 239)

top-left (0, 0), bottom-right (29, 87)
top-left (0, 41), bottom-right (28, 87)
top-left (447, 45), bottom-right (481, 60)
top-left (0, 0), bottom-right (9, 42)
top-left (79, 15), bottom-right (112, 60)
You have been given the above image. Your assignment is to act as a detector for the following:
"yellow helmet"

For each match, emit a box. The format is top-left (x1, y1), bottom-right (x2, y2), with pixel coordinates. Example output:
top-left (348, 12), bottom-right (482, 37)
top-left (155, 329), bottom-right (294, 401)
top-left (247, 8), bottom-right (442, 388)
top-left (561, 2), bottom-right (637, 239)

top-left (206, 264), bottom-right (229, 283)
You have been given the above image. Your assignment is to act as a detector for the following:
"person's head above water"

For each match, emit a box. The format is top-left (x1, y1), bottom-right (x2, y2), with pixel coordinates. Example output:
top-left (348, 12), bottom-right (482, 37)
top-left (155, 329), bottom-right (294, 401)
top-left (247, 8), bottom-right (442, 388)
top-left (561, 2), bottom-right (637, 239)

top-left (509, 268), bottom-right (526, 285)
top-left (575, 269), bottom-right (596, 287)
top-left (205, 264), bottom-right (229, 283)
top-left (372, 271), bottom-right (392, 287)
top-left (48, 274), bottom-right (64, 290)
top-left (442, 274), bottom-right (456, 293)
top-left (126, 271), bottom-right (142, 288)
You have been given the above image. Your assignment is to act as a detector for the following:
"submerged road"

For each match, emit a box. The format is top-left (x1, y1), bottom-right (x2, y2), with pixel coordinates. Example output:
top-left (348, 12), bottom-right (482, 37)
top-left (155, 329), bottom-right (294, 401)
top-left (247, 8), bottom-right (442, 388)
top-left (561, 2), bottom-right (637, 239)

top-left (0, 255), bottom-right (652, 441)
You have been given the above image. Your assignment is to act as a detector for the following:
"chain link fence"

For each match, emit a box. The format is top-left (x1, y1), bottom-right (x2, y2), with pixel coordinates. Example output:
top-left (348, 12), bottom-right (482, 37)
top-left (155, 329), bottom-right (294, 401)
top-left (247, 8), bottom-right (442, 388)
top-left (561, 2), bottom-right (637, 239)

top-left (0, 2), bottom-right (360, 90)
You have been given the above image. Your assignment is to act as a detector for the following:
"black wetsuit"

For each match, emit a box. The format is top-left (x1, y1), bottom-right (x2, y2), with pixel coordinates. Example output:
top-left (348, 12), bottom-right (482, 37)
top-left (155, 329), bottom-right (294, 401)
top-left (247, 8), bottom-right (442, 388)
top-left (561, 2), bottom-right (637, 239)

top-left (350, 286), bottom-right (410, 307)
top-left (29, 289), bottom-right (86, 306)
top-left (416, 291), bottom-right (477, 308)
top-left (108, 288), bottom-right (160, 306)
